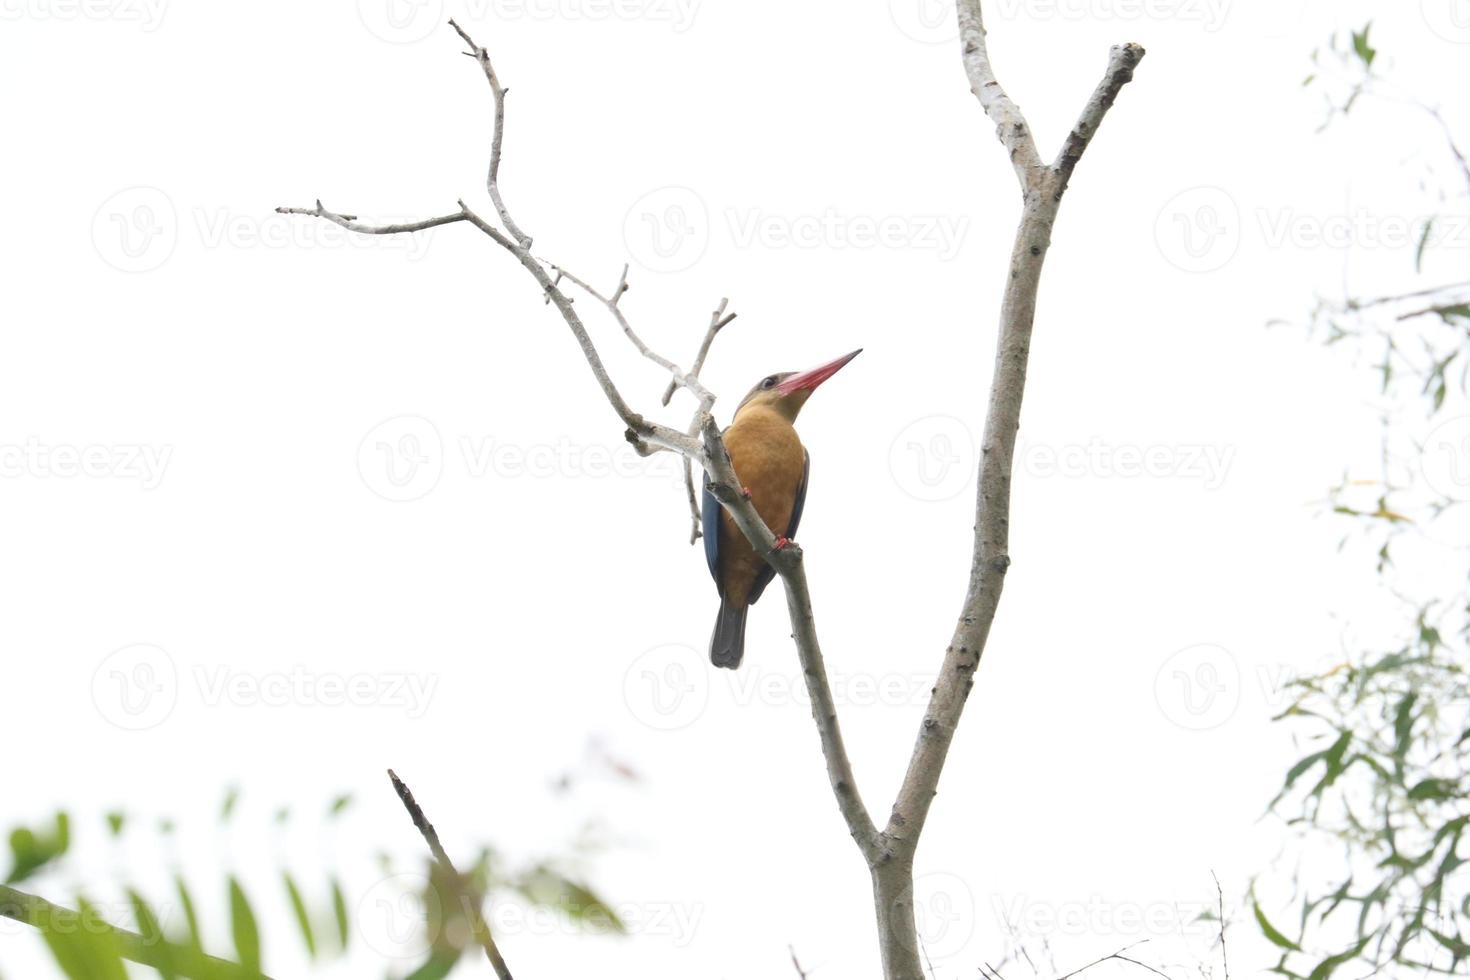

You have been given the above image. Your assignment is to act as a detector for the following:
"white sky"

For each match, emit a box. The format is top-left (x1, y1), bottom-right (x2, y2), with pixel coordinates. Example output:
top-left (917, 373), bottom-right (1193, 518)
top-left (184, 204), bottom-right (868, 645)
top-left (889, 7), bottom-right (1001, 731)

top-left (2, 0), bottom-right (1467, 978)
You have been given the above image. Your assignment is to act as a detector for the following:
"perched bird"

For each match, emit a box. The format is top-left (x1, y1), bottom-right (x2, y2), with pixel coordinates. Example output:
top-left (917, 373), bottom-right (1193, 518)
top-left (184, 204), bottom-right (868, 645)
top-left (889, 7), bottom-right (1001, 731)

top-left (703, 349), bottom-right (861, 668)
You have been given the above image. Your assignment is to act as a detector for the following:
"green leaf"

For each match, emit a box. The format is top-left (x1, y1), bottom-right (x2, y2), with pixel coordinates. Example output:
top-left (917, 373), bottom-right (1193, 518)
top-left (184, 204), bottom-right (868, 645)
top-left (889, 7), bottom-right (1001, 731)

top-left (228, 877), bottom-right (262, 974)
top-left (220, 787), bottom-right (241, 824)
top-left (5, 813), bottom-right (72, 883)
top-left (128, 889), bottom-right (178, 980)
top-left (403, 951), bottom-right (459, 980)
top-left (105, 813), bottom-right (126, 838)
top-left (1350, 23), bottom-right (1376, 68)
top-left (1254, 898), bottom-right (1302, 951)
top-left (283, 873), bottom-right (317, 959)
top-left (330, 876), bottom-right (350, 951)
top-left (1408, 778), bottom-right (1457, 801)
top-left (328, 794), bottom-right (354, 818)
top-left (174, 874), bottom-right (203, 952)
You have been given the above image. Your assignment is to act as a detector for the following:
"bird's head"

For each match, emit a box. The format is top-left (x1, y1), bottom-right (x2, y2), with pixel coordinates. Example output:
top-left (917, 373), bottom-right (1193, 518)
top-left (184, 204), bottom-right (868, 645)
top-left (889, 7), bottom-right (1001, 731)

top-left (734, 349), bottom-right (862, 422)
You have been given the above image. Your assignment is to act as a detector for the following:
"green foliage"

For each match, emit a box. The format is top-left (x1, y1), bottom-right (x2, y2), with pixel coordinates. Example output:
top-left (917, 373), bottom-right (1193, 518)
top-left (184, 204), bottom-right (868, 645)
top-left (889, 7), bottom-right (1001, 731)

top-left (5, 813), bottom-right (70, 884)
top-left (8, 784), bottom-right (626, 979)
top-left (1262, 24), bottom-right (1470, 979)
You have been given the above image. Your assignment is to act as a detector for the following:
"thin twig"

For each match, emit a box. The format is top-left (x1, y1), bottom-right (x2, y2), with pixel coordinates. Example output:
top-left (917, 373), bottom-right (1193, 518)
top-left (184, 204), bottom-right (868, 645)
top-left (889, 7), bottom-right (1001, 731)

top-left (1056, 940), bottom-right (1169, 980)
top-left (790, 944), bottom-right (811, 978)
top-left (388, 769), bottom-right (515, 980)
top-left (450, 18), bottom-right (532, 249)
top-left (662, 298), bottom-right (736, 406)
top-left (1213, 871), bottom-right (1230, 980)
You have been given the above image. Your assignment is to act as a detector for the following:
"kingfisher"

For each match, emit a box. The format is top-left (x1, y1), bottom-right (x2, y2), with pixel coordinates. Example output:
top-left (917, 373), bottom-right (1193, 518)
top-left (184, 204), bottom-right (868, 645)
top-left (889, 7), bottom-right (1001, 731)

top-left (703, 349), bottom-right (862, 668)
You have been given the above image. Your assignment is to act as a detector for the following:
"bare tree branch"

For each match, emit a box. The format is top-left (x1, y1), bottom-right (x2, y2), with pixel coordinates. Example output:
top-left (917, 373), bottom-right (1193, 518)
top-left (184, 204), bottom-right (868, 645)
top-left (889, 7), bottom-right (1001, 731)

top-left (389, 768), bottom-right (515, 980)
top-left (450, 18), bottom-right (532, 249)
top-left (1212, 871), bottom-right (1230, 980)
top-left (956, 0), bottom-right (1043, 186)
top-left (278, 9), bottom-right (1145, 977)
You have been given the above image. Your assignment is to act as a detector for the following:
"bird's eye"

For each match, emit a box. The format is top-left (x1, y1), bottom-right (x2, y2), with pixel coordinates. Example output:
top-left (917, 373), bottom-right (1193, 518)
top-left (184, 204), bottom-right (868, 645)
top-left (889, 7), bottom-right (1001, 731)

top-left (760, 376), bottom-right (776, 390)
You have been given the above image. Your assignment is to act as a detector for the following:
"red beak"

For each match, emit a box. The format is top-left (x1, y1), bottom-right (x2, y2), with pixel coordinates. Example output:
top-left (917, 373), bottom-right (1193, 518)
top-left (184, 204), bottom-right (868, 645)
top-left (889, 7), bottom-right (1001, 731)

top-left (775, 349), bottom-right (862, 396)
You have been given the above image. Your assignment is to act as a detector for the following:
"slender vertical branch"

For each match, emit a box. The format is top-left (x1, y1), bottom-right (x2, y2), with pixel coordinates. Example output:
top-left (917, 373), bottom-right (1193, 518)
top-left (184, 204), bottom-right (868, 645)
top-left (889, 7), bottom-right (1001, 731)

top-left (389, 769), bottom-right (515, 980)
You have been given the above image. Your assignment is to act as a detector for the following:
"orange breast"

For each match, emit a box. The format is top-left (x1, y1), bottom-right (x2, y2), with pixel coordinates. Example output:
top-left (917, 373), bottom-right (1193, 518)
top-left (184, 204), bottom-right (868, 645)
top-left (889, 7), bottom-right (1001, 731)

top-left (718, 407), bottom-right (806, 606)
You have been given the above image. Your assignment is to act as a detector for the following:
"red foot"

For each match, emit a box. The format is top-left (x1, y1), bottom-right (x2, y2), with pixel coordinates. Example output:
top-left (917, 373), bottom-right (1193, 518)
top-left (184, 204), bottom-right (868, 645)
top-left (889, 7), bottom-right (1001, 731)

top-left (740, 487), bottom-right (753, 500)
top-left (773, 536), bottom-right (791, 550)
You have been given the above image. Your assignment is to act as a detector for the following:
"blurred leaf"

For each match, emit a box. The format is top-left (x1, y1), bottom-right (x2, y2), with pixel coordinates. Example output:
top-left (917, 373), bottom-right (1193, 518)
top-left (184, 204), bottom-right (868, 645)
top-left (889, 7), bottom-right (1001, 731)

top-left (1255, 898), bottom-right (1302, 951)
top-left (227, 877), bottom-right (261, 975)
top-left (328, 795), bottom-right (353, 818)
top-left (330, 876), bottom-right (349, 951)
top-left (6, 812), bottom-right (71, 884)
top-left (282, 873), bottom-right (316, 959)
top-left (1350, 23), bottom-right (1376, 68)
top-left (105, 813), bottom-right (126, 838)
top-left (220, 787), bottom-right (241, 825)
top-left (128, 889), bottom-right (178, 980)
top-left (175, 874), bottom-right (203, 952)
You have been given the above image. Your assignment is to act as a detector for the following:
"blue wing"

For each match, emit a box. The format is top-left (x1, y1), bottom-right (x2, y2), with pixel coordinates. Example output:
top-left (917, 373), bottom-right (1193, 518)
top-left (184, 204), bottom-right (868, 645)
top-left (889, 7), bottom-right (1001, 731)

top-left (703, 451), bottom-right (811, 605)
top-left (702, 479), bottom-right (723, 586)
top-left (747, 449), bottom-right (809, 605)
